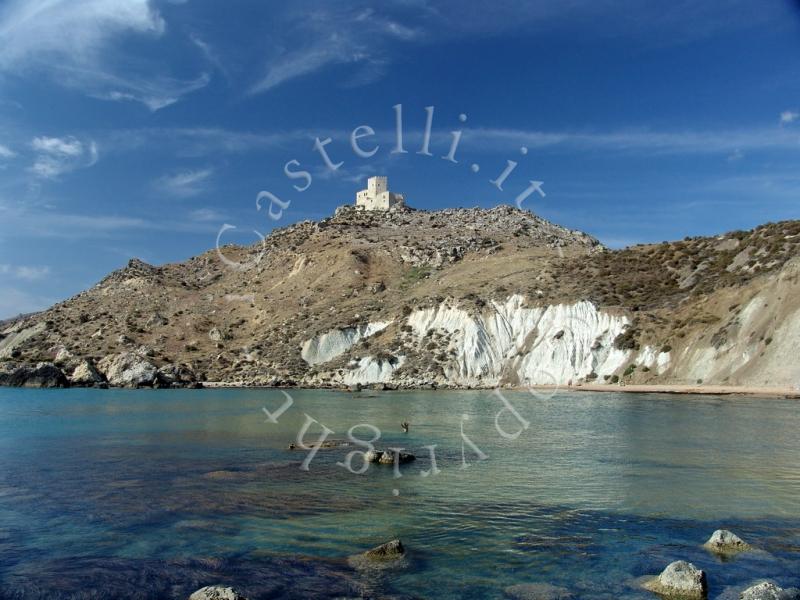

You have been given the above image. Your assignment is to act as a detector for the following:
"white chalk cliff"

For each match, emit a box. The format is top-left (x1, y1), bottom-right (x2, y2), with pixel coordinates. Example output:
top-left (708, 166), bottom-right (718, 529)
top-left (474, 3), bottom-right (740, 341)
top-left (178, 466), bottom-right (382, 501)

top-left (301, 321), bottom-right (391, 365)
top-left (405, 296), bottom-right (630, 386)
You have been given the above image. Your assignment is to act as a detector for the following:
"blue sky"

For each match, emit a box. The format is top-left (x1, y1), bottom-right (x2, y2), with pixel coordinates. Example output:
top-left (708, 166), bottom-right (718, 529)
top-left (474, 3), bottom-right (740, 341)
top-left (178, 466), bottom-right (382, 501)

top-left (1, 0), bottom-right (800, 318)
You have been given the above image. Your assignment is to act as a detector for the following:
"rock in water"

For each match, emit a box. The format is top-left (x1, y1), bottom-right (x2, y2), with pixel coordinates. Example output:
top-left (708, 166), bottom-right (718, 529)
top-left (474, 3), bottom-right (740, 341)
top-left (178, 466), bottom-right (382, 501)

top-left (704, 529), bottom-right (751, 554)
top-left (643, 561), bottom-right (707, 599)
top-left (740, 582), bottom-right (800, 600)
top-left (363, 539), bottom-right (405, 560)
top-left (97, 352), bottom-right (157, 387)
top-left (505, 582), bottom-right (574, 599)
top-left (188, 586), bottom-right (248, 600)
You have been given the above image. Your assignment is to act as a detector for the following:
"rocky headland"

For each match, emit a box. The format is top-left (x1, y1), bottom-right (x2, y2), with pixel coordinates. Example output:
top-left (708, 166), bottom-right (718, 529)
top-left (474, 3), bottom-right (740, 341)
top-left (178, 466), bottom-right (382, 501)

top-left (2, 205), bottom-right (799, 392)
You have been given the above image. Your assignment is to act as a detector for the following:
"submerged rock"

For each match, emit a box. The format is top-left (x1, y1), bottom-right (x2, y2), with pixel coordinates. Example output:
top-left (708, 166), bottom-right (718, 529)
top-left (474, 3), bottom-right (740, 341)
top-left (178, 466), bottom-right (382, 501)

top-left (347, 538), bottom-right (407, 572)
top-left (704, 529), bottom-right (751, 554)
top-left (643, 560), bottom-right (707, 599)
top-left (363, 539), bottom-right (405, 561)
top-left (188, 585), bottom-right (249, 600)
top-left (505, 582), bottom-right (574, 600)
top-left (739, 582), bottom-right (800, 600)
top-left (364, 449), bottom-right (416, 465)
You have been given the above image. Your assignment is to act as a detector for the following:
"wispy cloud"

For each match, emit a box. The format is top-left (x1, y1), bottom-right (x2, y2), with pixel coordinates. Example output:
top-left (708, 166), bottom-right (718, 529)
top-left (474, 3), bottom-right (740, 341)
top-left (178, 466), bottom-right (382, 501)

top-left (246, 0), bottom-right (793, 94)
top-left (0, 264), bottom-right (51, 281)
top-left (780, 110), bottom-right (798, 124)
top-left (459, 126), bottom-right (800, 155)
top-left (0, 144), bottom-right (16, 159)
top-left (154, 167), bottom-right (214, 198)
top-left (250, 5), bottom-right (422, 94)
top-left (29, 136), bottom-right (98, 178)
top-left (187, 207), bottom-right (226, 222)
top-left (0, 0), bottom-right (208, 110)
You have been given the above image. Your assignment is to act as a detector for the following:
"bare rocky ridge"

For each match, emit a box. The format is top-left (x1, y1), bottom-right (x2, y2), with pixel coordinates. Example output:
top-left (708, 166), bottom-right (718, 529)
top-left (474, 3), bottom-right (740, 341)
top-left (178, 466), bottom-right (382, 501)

top-left (1, 204), bottom-right (799, 390)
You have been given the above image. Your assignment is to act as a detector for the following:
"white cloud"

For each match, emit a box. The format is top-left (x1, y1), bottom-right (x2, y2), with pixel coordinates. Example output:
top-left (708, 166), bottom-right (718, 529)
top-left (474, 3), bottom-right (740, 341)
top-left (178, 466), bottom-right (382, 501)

top-left (780, 110), bottom-right (798, 124)
top-left (0, 264), bottom-right (51, 281)
top-left (0, 144), bottom-right (16, 159)
top-left (0, 0), bottom-right (208, 110)
top-left (458, 126), bottom-right (800, 155)
top-left (29, 136), bottom-right (98, 178)
top-left (155, 168), bottom-right (214, 198)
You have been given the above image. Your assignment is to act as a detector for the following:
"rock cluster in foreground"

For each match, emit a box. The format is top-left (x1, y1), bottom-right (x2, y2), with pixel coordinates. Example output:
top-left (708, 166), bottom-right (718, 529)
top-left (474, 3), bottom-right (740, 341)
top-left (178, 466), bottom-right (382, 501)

top-left (188, 586), bottom-right (248, 600)
top-left (643, 560), bottom-right (707, 599)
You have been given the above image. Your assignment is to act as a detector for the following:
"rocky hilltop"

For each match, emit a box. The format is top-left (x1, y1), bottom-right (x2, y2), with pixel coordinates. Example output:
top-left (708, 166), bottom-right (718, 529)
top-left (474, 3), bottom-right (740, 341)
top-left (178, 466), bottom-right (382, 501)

top-left (2, 204), bottom-right (800, 391)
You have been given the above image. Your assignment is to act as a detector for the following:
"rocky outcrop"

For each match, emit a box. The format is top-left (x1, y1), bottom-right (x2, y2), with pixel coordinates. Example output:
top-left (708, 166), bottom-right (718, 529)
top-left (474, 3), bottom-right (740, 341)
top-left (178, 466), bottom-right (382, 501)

top-left (188, 586), bottom-right (249, 600)
top-left (70, 360), bottom-right (105, 385)
top-left (504, 583), bottom-right (574, 600)
top-left (703, 529), bottom-right (751, 554)
top-left (643, 561), bottom-right (707, 599)
top-left (0, 362), bottom-right (68, 388)
top-left (97, 352), bottom-right (157, 387)
top-left (156, 364), bottom-right (198, 387)
top-left (739, 582), bottom-right (799, 600)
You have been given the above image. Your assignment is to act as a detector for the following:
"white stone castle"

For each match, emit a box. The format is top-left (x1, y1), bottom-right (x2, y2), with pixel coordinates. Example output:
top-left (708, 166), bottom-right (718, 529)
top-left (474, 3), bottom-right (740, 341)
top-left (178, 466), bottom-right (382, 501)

top-left (355, 176), bottom-right (405, 211)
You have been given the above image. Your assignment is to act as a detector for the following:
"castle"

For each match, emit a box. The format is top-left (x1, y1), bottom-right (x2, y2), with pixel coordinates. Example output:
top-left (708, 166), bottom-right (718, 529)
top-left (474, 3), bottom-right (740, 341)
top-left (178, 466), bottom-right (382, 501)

top-left (355, 176), bottom-right (405, 211)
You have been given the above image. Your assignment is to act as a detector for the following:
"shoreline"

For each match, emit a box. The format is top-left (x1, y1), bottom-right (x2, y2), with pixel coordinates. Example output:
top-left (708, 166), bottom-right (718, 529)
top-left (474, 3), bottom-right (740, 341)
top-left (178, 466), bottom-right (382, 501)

top-left (523, 383), bottom-right (800, 399)
top-left (200, 381), bottom-right (800, 398)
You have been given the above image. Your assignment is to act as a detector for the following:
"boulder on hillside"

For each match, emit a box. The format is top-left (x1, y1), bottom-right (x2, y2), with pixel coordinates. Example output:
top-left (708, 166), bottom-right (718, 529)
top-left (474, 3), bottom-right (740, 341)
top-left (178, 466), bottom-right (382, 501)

top-left (70, 359), bottom-right (105, 385)
top-left (643, 560), bottom-right (707, 599)
top-left (0, 362), bottom-right (68, 388)
top-left (97, 352), bottom-right (157, 387)
top-left (704, 529), bottom-right (751, 554)
top-left (188, 585), bottom-right (248, 600)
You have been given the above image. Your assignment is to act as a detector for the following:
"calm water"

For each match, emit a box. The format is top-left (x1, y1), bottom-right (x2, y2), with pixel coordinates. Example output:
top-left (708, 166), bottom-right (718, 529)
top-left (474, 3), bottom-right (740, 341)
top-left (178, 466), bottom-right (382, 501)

top-left (0, 388), bottom-right (798, 599)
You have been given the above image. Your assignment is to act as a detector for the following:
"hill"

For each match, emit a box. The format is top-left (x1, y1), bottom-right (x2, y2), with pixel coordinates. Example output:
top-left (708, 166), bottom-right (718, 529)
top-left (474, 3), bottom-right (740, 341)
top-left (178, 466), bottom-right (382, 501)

top-left (2, 204), bottom-right (799, 391)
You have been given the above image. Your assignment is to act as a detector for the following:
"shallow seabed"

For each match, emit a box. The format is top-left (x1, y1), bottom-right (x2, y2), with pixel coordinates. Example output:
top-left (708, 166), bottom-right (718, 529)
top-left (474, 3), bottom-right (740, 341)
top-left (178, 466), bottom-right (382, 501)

top-left (0, 388), bottom-right (798, 599)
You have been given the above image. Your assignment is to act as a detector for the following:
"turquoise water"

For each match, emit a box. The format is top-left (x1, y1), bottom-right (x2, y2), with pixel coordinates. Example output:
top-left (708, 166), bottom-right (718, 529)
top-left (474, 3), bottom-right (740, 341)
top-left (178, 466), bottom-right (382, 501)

top-left (0, 388), bottom-right (798, 599)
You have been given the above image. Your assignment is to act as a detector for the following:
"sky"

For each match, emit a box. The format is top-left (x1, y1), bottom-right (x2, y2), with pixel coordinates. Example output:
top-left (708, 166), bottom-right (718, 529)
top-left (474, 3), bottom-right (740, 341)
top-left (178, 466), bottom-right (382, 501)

top-left (1, 0), bottom-right (800, 318)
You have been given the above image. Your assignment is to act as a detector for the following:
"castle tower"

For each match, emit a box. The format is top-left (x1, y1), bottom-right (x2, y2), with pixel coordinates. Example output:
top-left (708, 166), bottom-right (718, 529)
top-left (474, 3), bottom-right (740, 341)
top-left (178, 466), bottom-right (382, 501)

top-left (356, 176), bottom-right (405, 211)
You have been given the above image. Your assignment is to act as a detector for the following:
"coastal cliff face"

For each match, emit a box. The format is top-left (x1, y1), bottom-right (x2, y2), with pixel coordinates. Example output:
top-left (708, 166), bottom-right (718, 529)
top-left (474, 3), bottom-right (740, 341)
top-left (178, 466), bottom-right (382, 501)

top-left (2, 205), bottom-right (799, 390)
